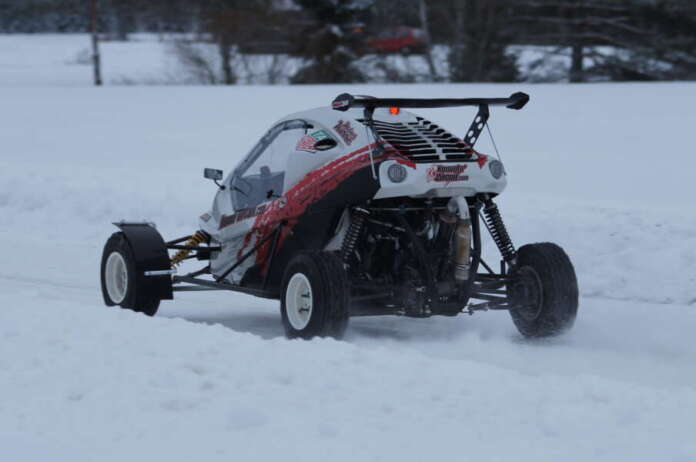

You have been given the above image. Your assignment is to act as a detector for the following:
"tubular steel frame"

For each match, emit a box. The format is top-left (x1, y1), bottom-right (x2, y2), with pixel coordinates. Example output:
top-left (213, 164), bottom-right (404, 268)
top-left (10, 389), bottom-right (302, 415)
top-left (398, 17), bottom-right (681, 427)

top-left (165, 197), bottom-right (517, 314)
top-left (168, 223), bottom-right (285, 300)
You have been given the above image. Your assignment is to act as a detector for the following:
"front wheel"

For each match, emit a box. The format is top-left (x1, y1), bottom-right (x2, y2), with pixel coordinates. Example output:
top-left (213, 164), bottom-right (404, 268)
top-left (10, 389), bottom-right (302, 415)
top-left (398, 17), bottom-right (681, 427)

top-left (280, 251), bottom-right (349, 339)
top-left (100, 232), bottom-right (161, 316)
top-left (508, 243), bottom-right (578, 337)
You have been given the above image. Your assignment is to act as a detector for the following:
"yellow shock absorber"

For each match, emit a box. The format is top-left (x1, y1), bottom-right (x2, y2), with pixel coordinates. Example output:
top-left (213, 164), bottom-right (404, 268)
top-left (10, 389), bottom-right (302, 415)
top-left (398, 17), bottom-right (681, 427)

top-left (170, 231), bottom-right (208, 268)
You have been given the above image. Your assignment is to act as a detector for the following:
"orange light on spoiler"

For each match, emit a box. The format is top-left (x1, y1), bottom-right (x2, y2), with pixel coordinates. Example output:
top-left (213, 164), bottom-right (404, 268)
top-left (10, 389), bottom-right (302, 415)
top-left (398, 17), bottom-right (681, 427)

top-left (389, 107), bottom-right (400, 115)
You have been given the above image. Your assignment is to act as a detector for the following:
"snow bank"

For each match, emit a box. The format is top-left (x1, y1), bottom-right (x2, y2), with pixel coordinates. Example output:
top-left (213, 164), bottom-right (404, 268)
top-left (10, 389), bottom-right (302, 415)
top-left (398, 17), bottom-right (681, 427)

top-left (1, 81), bottom-right (695, 461)
top-left (0, 34), bottom-right (180, 86)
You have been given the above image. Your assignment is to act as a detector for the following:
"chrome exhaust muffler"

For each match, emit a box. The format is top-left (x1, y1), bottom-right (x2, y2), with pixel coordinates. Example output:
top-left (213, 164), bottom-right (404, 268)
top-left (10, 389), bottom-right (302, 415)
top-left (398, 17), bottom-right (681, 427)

top-left (448, 196), bottom-right (471, 281)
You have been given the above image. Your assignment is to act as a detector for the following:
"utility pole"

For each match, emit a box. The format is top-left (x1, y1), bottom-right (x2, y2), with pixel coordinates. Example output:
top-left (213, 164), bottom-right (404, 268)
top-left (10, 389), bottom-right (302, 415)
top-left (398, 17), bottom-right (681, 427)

top-left (90, 0), bottom-right (102, 86)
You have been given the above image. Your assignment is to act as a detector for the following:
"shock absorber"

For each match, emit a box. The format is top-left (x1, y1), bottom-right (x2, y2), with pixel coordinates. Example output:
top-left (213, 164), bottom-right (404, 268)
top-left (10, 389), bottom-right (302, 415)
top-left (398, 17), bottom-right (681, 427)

top-left (170, 230), bottom-right (209, 268)
top-left (340, 208), bottom-right (369, 263)
top-left (482, 200), bottom-right (517, 263)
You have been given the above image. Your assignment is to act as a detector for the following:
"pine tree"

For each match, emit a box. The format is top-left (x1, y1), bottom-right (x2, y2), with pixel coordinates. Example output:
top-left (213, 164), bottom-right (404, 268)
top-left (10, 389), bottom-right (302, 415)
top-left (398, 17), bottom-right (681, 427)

top-left (291, 0), bottom-right (373, 83)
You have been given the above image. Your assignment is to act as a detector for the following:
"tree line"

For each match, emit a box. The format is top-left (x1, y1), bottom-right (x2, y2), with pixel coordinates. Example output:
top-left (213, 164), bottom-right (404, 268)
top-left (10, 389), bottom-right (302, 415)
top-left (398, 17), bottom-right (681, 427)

top-left (1, 0), bottom-right (695, 83)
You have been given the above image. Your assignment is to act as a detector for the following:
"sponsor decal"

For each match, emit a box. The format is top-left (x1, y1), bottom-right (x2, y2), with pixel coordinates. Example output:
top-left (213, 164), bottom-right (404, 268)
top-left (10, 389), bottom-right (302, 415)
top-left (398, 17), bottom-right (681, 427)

top-left (295, 130), bottom-right (332, 153)
top-left (476, 153), bottom-right (489, 169)
top-left (311, 129), bottom-right (330, 141)
top-left (219, 204), bottom-right (268, 229)
top-left (200, 213), bottom-right (211, 222)
top-left (296, 135), bottom-right (316, 152)
top-left (426, 164), bottom-right (469, 184)
top-left (332, 99), bottom-right (349, 110)
top-left (334, 120), bottom-right (357, 145)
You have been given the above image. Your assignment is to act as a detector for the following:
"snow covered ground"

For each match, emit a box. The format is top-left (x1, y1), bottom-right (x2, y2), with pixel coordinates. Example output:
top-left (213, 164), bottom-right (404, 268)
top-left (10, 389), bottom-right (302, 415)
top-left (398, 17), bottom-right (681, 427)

top-left (1, 35), bottom-right (696, 461)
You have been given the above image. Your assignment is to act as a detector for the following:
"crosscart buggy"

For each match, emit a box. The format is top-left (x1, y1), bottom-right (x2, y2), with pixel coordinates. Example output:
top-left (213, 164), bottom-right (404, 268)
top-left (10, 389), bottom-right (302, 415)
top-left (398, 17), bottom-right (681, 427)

top-left (100, 92), bottom-right (579, 339)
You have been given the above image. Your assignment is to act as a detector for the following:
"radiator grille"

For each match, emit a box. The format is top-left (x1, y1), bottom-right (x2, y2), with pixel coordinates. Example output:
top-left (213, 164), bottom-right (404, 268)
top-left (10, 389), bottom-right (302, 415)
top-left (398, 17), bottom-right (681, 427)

top-left (358, 117), bottom-right (475, 163)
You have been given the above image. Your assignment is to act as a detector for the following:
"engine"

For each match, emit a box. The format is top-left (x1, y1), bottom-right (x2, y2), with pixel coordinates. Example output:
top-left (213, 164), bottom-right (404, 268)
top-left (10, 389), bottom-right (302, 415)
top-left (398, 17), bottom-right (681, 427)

top-left (342, 197), bottom-right (472, 316)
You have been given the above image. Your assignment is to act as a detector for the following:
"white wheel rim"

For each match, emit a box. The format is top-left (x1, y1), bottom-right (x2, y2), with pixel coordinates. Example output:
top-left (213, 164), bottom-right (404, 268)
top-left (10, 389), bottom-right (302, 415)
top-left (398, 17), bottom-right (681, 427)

top-left (286, 273), bottom-right (313, 331)
top-left (105, 251), bottom-right (128, 304)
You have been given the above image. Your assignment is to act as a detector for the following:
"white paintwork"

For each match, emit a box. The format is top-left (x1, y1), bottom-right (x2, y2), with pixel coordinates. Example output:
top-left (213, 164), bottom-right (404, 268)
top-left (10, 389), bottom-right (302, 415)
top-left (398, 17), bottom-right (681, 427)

top-left (104, 251), bottom-right (128, 304)
top-left (374, 158), bottom-right (506, 199)
top-left (285, 273), bottom-right (313, 330)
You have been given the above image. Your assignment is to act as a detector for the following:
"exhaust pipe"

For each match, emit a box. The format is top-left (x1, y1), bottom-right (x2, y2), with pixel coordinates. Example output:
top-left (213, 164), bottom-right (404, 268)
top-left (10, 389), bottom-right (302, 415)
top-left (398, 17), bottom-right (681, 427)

top-left (448, 196), bottom-right (471, 281)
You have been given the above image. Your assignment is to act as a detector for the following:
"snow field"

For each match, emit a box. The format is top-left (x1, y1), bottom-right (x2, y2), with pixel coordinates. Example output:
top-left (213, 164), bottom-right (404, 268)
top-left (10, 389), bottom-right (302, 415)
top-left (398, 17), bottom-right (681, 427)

top-left (1, 80), bottom-right (696, 461)
top-left (3, 290), bottom-right (696, 462)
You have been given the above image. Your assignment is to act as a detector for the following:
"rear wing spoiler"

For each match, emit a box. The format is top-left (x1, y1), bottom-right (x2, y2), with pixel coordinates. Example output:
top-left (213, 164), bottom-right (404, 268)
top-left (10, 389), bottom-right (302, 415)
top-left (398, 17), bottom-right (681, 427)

top-left (331, 92), bottom-right (530, 112)
top-left (331, 91), bottom-right (530, 150)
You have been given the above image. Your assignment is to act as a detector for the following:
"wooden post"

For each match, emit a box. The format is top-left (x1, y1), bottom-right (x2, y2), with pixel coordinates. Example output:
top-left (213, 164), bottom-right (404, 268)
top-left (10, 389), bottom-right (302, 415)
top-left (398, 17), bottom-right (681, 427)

top-left (90, 0), bottom-right (102, 86)
top-left (570, 44), bottom-right (584, 82)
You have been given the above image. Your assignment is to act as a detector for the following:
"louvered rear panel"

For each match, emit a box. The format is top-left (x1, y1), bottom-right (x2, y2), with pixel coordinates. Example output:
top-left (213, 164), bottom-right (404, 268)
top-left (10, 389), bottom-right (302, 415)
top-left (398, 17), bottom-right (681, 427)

top-left (358, 117), bottom-right (474, 163)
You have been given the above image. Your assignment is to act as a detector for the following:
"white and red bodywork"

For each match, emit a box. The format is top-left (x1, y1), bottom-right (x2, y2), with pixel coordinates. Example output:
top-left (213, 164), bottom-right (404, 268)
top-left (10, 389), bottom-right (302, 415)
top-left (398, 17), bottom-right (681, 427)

top-left (198, 106), bottom-right (507, 285)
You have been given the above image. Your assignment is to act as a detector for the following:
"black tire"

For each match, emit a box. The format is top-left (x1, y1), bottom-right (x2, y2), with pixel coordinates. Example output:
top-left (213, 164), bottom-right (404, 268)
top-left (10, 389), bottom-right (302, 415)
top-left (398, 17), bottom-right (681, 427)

top-left (280, 251), bottom-right (349, 339)
top-left (508, 243), bottom-right (578, 337)
top-left (100, 232), bottom-right (160, 316)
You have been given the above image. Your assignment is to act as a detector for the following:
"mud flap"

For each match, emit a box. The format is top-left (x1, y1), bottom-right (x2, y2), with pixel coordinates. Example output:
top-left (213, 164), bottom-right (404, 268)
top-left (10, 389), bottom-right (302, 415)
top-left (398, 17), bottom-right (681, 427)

top-left (113, 222), bottom-right (173, 300)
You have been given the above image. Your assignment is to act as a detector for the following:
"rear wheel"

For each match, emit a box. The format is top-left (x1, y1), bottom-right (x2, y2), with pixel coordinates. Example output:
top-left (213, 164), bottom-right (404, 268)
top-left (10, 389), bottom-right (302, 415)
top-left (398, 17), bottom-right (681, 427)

top-left (508, 243), bottom-right (578, 337)
top-left (280, 251), bottom-right (349, 339)
top-left (100, 232), bottom-right (160, 316)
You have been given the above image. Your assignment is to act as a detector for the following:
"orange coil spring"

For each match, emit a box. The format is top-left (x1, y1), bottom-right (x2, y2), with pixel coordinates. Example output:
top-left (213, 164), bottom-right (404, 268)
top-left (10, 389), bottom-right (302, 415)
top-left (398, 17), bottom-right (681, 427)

top-left (170, 231), bottom-right (208, 268)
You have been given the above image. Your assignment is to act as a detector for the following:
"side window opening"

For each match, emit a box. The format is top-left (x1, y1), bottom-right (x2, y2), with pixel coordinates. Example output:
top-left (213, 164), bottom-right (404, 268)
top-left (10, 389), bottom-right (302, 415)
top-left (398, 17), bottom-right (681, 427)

top-left (231, 120), bottom-right (312, 211)
top-left (283, 122), bottom-right (339, 193)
